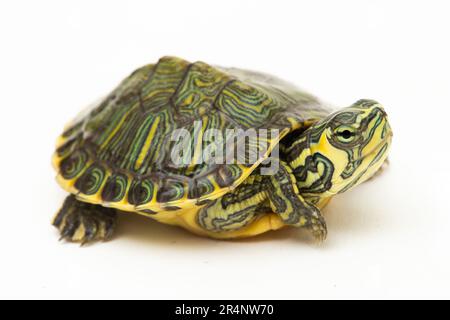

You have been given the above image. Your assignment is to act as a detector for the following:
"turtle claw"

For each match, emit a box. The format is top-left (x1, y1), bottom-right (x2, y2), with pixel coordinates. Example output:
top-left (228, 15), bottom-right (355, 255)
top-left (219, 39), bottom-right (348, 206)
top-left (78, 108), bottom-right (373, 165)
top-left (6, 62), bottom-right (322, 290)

top-left (308, 211), bottom-right (328, 242)
top-left (53, 195), bottom-right (117, 244)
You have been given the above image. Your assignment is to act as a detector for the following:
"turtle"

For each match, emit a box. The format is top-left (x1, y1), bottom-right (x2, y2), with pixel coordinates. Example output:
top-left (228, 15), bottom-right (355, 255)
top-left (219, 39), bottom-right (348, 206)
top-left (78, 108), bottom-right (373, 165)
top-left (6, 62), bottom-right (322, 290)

top-left (52, 56), bottom-right (392, 243)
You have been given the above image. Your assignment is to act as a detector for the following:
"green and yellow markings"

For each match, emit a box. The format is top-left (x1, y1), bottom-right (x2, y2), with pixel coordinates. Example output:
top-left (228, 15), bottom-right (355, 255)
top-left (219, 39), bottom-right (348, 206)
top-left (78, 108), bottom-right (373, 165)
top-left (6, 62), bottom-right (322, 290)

top-left (134, 116), bottom-right (161, 171)
top-left (217, 81), bottom-right (280, 128)
top-left (75, 164), bottom-right (106, 195)
top-left (128, 178), bottom-right (161, 212)
top-left (287, 117), bottom-right (316, 131)
top-left (101, 173), bottom-right (129, 203)
top-left (289, 145), bottom-right (311, 171)
top-left (59, 150), bottom-right (89, 180)
top-left (185, 119), bottom-right (208, 175)
top-left (56, 158), bottom-right (94, 196)
top-left (98, 103), bottom-right (138, 150)
top-left (119, 113), bottom-right (155, 170)
top-left (156, 180), bottom-right (187, 203)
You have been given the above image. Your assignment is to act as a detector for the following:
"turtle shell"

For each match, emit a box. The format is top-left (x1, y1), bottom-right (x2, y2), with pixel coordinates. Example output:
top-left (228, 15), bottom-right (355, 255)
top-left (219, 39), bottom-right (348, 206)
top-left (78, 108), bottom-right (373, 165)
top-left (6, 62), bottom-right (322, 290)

top-left (53, 56), bottom-right (330, 214)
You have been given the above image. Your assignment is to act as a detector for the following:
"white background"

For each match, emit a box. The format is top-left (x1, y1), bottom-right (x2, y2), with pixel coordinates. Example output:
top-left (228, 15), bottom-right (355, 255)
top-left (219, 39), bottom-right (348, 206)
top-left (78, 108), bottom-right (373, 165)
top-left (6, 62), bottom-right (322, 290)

top-left (0, 0), bottom-right (449, 299)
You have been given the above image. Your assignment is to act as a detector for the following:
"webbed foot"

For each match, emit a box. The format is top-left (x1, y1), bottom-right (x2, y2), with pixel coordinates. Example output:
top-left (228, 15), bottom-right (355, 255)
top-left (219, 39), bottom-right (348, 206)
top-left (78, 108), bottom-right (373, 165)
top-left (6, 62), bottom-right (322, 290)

top-left (53, 195), bottom-right (117, 244)
top-left (267, 161), bottom-right (328, 241)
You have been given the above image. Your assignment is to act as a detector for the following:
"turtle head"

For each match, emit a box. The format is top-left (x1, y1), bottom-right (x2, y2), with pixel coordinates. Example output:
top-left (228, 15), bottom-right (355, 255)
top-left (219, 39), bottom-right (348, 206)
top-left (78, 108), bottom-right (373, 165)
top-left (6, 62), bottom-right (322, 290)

top-left (293, 99), bottom-right (393, 198)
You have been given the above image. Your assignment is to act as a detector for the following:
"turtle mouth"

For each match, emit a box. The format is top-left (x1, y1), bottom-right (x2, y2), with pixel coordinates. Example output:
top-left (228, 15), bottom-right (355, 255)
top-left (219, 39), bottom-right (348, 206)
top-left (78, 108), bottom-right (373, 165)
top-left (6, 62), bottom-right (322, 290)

top-left (331, 134), bottom-right (392, 194)
top-left (358, 117), bottom-right (393, 162)
top-left (357, 132), bottom-right (392, 176)
top-left (361, 133), bottom-right (392, 161)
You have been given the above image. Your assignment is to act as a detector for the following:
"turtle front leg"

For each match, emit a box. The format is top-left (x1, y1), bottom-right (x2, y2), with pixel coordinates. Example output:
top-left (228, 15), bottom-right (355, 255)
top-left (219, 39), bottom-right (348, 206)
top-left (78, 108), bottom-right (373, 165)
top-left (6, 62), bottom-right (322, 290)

top-left (267, 161), bottom-right (327, 241)
top-left (53, 195), bottom-right (118, 244)
top-left (196, 163), bottom-right (327, 240)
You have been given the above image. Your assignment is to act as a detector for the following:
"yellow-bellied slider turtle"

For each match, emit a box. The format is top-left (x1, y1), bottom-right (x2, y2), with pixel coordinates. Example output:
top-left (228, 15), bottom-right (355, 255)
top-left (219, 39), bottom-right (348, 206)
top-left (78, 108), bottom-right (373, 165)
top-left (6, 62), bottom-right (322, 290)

top-left (52, 56), bottom-right (392, 243)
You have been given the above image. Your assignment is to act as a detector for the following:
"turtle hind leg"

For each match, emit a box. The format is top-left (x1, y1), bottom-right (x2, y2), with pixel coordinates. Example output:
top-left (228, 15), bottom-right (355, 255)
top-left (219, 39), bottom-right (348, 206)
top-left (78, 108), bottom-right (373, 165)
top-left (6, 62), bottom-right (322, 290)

top-left (53, 195), bottom-right (117, 244)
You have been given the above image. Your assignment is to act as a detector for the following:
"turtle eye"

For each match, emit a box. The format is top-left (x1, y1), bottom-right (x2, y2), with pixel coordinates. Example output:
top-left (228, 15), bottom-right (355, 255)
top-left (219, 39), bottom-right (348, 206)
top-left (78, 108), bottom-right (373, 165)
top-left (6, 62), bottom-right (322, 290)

top-left (336, 127), bottom-right (356, 143)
